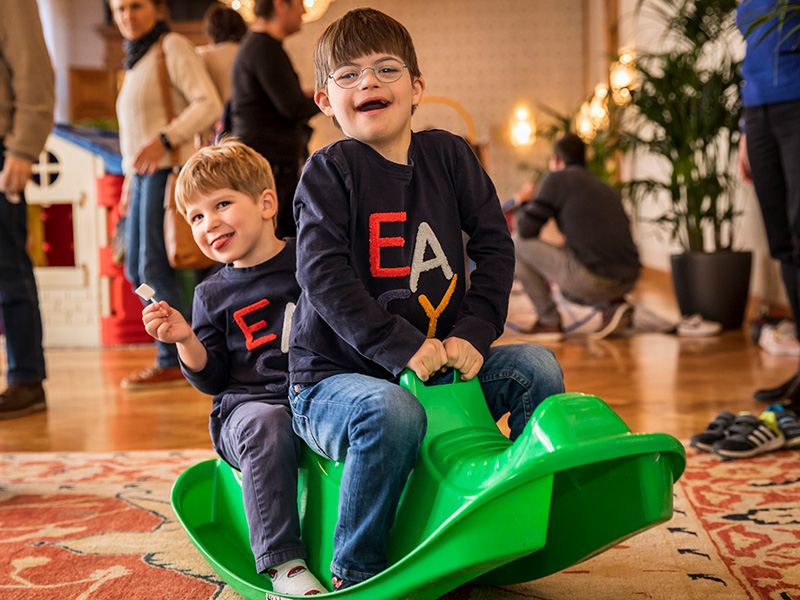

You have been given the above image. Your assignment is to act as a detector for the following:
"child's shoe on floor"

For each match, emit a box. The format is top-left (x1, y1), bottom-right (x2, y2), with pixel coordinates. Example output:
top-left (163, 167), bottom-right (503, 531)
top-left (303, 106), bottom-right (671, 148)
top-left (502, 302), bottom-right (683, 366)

top-left (765, 405), bottom-right (800, 449)
top-left (690, 410), bottom-right (736, 452)
top-left (711, 413), bottom-right (785, 460)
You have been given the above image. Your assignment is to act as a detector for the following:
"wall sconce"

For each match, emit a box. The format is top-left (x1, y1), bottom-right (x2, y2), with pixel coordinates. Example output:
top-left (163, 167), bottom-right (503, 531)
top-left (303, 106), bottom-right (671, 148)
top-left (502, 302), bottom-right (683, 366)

top-left (510, 105), bottom-right (536, 147)
top-left (610, 49), bottom-right (636, 105)
top-left (222, 0), bottom-right (336, 23)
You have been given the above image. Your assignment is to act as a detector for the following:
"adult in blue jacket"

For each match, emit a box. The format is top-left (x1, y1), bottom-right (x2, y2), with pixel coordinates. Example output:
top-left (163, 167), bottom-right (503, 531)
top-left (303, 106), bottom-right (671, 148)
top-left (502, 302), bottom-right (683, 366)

top-left (737, 0), bottom-right (800, 407)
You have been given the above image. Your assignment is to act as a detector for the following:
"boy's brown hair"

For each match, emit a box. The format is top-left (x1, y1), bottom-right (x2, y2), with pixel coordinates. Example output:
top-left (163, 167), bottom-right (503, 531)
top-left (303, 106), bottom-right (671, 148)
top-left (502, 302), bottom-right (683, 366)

top-left (313, 8), bottom-right (421, 90)
top-left (175, 140), bottom-right (276, 218)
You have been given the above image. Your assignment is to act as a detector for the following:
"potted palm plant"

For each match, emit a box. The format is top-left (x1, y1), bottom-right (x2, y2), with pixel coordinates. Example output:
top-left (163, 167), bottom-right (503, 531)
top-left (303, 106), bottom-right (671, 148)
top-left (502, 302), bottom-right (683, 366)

top-left (625, 0), bottom-right (749, 328)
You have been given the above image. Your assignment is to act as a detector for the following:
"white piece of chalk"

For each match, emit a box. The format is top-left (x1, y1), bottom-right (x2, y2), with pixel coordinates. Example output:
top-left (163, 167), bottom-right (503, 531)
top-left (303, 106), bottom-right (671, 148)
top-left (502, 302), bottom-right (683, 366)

top-left (135, 283), bottom-right (157, 304)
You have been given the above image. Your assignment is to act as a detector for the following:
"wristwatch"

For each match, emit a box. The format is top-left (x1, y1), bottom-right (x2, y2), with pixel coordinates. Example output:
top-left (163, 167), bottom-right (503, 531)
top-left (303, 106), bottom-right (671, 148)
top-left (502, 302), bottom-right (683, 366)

top-left (159, 132), bottom-right (173, 150)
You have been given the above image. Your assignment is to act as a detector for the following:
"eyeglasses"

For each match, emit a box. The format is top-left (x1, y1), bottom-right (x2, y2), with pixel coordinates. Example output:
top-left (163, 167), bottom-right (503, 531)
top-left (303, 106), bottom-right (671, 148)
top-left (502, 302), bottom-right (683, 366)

top-left (327, 58), bottom-right (408, 89)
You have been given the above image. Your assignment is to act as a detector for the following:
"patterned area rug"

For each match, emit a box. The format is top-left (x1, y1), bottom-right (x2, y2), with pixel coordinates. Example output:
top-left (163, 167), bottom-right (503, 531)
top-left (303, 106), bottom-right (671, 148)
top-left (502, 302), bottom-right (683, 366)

top-left (1, 448), bottom-right (798, 600)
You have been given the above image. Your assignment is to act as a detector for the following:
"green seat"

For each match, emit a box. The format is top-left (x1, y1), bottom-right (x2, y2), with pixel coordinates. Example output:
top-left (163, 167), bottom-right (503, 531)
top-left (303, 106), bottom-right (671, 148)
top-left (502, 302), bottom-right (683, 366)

top-left (171, 370), bottom-right (685, 599)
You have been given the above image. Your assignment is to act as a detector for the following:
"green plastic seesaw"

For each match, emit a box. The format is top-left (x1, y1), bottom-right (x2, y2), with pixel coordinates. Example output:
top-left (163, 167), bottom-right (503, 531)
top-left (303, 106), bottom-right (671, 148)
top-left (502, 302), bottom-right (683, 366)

top-left (171, 369), bottom-right (685, 599)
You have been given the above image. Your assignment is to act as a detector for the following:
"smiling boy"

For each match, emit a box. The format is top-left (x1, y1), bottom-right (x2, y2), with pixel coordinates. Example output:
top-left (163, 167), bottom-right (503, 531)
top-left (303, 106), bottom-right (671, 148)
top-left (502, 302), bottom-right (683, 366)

top-left (141, 141), bottom-right (325, 596)
top-left (289, 8), bottom-right (565, 591)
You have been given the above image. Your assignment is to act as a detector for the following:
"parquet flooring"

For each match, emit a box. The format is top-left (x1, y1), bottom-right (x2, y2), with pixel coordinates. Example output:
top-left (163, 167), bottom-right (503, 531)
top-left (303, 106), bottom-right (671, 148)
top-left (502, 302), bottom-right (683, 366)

top-left (1, 269), bottom-right (795, 452)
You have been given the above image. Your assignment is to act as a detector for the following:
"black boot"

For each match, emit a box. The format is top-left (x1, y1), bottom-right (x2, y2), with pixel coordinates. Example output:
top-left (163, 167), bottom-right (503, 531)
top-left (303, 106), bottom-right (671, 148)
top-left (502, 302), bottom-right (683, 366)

top-left (754, 372), bottom-right (800, 403)
top-left (0, 382), bottom-right (46, 419)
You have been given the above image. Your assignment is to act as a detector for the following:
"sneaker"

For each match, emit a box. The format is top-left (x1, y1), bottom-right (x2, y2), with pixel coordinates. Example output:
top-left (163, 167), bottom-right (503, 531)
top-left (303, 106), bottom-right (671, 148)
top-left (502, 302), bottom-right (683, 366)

top-left (512, 320), bottom-right (564, 341)
top-left (711, 413), bottom-right (785, 459)
top-left (120, 365), bottom-right (188, 390)
top-left (689, 410), bottom-right (736, 452)
top-left (758, 320), bottom-right (800, 355)
top-left (591, 302), bottom-right (633, 339)
top-left (0, 382), bottom-right (47, 419)
top-left (765, 406), bottom-right (800, 449)
top-left (331, 576), bottom-right (359, 592)
top-left (677, 314), bottom-right (723, 337)
top-left (754, 373), bottom-right (800, 403)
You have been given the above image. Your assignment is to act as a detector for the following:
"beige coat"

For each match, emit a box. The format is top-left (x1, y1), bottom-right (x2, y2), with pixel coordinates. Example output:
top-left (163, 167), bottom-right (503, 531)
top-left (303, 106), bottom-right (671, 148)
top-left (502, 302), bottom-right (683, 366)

top-left (116, 32), bottom-right (222, 174)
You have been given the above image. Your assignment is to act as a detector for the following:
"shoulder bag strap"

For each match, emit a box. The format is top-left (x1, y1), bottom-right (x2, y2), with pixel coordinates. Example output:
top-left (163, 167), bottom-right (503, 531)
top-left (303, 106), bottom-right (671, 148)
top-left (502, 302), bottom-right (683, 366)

top-left (155, 35), bottom-right (181, 167)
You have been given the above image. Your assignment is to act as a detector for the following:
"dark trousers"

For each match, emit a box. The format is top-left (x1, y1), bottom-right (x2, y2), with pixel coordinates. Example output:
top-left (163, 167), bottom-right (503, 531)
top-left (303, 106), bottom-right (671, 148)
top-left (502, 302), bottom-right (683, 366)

top-left (0, 138), bottom-right (46, 384)
top-left (216, 401), bottom-right (307, 572)
top-left (271, 160), bottom-right (300, 240)
top-left (745, 100), bottom-right (800, 339)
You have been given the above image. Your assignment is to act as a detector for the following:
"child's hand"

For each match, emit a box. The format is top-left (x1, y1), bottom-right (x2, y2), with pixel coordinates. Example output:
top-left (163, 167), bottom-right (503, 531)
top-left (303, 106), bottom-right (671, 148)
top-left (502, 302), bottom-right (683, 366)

top-left (407, 338), bottom-right (448, 382)
top-left (142, 301), bottom-right (193, 344)
top-left (443, 337), bottom-right (484, 381)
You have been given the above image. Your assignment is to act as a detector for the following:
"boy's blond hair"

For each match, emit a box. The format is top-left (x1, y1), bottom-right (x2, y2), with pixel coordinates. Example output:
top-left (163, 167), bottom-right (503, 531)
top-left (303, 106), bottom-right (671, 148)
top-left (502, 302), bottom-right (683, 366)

top-left (175, 140), bottom-right (276, 217)
top-left (313, 8), bottom-right (421, 91)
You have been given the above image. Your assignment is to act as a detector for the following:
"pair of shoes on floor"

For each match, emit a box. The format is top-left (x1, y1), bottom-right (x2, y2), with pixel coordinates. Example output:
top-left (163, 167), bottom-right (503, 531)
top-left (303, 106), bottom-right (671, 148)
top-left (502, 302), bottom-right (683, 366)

top-left (676, 314), bottom-right (722, 337)
top-left (121, 365), bottom-right (188, 390)
top-left (690, 408), bottom-right (800, 459)
top-left (0, 382), bottom-right (47, 419)
top-left (590, 301), bottom-right (633, 339)
top-left (754, 372), bottom-right (800, 403)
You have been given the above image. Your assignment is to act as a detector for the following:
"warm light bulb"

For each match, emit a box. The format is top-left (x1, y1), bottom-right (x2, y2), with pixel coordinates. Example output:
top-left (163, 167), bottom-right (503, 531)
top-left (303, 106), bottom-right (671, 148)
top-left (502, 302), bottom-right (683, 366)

top-left (510, 105), bottom-right (536, 147)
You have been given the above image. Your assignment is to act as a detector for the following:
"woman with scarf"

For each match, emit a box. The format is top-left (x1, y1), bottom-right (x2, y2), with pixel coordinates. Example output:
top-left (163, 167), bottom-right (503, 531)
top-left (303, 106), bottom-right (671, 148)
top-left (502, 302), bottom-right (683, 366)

top-left (111, 0), bottom-right (222, 389)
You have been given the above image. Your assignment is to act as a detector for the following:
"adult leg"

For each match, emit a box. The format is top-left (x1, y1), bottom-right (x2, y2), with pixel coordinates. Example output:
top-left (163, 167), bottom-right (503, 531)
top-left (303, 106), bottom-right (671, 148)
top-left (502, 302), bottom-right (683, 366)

top-left (746, 103), bottom-right (800, 334)
top-left (747, 102), bottom-right (800, 401)
top-left (137, 169), bottom-right (188, 368)
top-left (216, 402), bottom-right (306, 572)
top-left (290, 374), bottom-right (427, 582)
top-left (0, 189), bottom-right (46, 386)
top-left (513, 236), bottom-right (565, 325)
top-left (478, 343), bottom-right (565, 440)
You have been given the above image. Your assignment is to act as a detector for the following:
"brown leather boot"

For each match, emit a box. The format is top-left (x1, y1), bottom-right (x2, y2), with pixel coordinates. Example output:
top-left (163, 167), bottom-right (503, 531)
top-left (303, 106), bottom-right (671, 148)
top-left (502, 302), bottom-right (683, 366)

top-left (0, 382), bottom-right (47, 419)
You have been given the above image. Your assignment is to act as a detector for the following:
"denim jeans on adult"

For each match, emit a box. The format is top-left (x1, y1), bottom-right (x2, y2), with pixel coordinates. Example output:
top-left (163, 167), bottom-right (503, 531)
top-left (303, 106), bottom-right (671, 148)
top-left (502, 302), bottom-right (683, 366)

top-left (216, 401), bottom-right (307, 573)
top-left (0, 139), bottom-right (46, 385)
top-left (124, 169), bottom-right (188, 367)
top-left (745, 100), bottom-right (800, 339)
top-left (289, 342), bottom-right (564, 581)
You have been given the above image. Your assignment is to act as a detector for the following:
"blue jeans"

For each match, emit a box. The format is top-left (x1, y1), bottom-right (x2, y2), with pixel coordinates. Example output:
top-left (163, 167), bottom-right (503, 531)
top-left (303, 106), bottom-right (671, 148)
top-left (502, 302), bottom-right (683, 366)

top-left (124, 170), bottom-right (188, 367)
top-left (289, 342), bottom-right (564, 581)
top-left (216, 402), bottom-right (307, 573)
top-left (0, 139), bottom-right (46, 385)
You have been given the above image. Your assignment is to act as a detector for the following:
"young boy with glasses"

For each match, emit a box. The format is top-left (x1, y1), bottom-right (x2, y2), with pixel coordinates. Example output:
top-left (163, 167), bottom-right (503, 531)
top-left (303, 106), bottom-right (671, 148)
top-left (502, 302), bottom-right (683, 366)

top-left (290, 8), bottom-right (565, 591)
top-left (141, 141), bottom-right (325, 597)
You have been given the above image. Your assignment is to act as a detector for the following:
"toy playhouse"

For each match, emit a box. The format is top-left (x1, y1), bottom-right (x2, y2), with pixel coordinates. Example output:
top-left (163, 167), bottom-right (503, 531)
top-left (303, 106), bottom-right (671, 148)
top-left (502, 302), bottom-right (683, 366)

top-left (22, 124), bottom-right (150, 348)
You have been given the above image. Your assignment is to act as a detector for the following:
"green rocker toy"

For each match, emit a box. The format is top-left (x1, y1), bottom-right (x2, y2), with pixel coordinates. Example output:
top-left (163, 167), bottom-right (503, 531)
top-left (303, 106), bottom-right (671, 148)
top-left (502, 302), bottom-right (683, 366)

top-left (172, 369), bottom-right (686, 599)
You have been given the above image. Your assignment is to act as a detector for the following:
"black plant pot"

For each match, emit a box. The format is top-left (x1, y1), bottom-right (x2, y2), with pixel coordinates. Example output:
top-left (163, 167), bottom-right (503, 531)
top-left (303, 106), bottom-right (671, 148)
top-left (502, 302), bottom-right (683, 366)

top-left (670, 251), bottom-right (753, 329)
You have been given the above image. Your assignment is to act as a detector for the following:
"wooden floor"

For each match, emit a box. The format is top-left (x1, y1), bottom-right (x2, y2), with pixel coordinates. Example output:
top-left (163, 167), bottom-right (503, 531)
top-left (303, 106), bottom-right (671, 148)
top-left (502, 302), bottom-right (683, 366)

top-left (1, 269), bottom-right (796, 452)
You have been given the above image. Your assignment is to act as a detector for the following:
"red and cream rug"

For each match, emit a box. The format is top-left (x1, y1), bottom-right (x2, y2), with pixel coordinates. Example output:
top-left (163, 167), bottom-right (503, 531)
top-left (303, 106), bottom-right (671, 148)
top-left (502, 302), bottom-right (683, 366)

top-left (1, 448), bottom-right (798, 600)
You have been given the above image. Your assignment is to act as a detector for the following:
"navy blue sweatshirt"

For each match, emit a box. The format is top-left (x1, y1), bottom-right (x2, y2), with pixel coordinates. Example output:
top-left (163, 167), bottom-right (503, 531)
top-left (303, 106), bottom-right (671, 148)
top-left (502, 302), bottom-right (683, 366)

top-left (290, 130), bottom-right (514, 385)
top-left (180, 239), bottom-right (300, 450)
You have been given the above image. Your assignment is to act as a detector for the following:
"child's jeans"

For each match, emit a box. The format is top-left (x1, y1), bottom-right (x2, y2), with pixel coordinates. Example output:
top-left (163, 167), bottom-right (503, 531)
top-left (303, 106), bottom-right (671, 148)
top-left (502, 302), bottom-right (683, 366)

top-left (289, 342), bottom-right (564, 582)
top-left (216, 401), bottom-right (308, 573)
